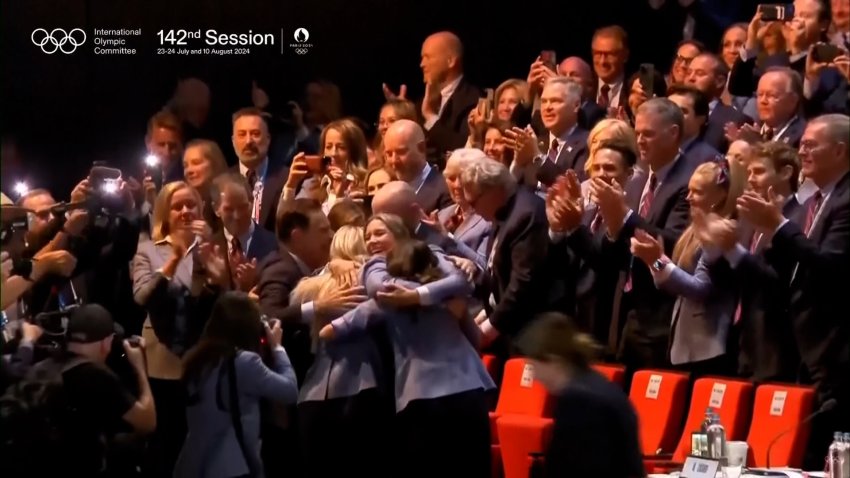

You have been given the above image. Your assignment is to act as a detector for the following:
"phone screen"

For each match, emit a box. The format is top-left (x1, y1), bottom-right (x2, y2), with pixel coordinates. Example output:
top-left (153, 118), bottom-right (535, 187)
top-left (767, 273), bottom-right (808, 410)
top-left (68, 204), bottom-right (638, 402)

top-left (541, 50), bottom-right (557, 71)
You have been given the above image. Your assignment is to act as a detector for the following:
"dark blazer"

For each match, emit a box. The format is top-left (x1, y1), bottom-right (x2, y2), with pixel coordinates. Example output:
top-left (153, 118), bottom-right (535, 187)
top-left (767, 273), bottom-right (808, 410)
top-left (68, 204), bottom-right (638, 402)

top-left (214, 224), bottom-right (278, 287)
top-left (256, 249), bottom-right (313, 382)
top-left (682, 138), bottom-right (723, 167)
top-left (231, 158), bottom-right (290, 233)
top-left (425, 78), bottom-right (482, 169)
top-left (761, 115), bottom-right (806, 149)
top-left (807, 68), bottom-right (850, 117)
top-left (580, 101), bottom-right (608, 131)
top-left (416, 166), bottom-right (454, 214)
top-left (704, 103), bottom-right (751, 152)
top-left (483, 188), bottom-right (565, 337)
top-left (535, 127), bottom-right (591, 185)
top-left (771, 173), bottom-right (850, 398)
top-left (727, 52), bottom-right (806, 99)
top-left (734, 198), bottom-right (803, 382)
top-left (615, 156), bottom-right (698, 368)
top-left (544, 369), bottom-right (644, 478)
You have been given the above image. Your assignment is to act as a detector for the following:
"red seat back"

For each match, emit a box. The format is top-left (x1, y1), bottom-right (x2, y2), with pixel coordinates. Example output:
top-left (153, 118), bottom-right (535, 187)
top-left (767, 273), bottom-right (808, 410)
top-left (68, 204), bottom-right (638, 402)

top-left (494, 358), bottom-right (554, 417)
top-left (592, 363), bottom-right (626, 387)
top-left (747, 383), bottom-right (815, 468)
top-left (629, 370), bottom-right (689, 455)
top-left (672, 377), bottom-right (755, 462)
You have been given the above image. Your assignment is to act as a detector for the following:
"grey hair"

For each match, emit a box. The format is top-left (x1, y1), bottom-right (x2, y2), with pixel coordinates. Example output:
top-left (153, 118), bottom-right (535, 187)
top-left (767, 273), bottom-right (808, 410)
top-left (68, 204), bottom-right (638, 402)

top-left (809, 114), bottom-right (850, 149)
top-left (209, 172), bottom-right (252, 208)
top-left (543, 77), bottom-right (583, 104)
top-left (460, 156), bottom-right (516, 193)
top-left (447, 148), bottom-right (489, 170)
top-left (636, 98), bottom-right (685, 139)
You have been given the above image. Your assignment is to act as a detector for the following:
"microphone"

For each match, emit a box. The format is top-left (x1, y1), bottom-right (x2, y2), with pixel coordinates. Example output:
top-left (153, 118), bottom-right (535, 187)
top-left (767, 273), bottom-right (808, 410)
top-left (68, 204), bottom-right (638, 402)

top-left (754, 398), bottom-right (837, 475)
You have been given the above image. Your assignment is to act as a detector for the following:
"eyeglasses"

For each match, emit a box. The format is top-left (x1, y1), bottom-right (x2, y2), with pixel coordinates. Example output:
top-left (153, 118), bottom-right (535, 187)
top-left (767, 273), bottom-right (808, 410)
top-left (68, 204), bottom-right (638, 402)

top-left (798, 140), bottom-right (828, 154)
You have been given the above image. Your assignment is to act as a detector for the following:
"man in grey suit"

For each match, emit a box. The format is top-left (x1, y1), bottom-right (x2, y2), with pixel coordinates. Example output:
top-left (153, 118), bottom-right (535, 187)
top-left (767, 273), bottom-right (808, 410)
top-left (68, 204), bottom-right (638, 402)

top-left (383, 120), bottom-right (453, 215)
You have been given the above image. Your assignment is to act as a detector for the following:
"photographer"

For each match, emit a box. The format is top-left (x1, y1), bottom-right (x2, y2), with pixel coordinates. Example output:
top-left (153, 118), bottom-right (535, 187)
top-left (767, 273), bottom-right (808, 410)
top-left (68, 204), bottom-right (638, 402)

top-left (0, 304), bottom-right (156, 477)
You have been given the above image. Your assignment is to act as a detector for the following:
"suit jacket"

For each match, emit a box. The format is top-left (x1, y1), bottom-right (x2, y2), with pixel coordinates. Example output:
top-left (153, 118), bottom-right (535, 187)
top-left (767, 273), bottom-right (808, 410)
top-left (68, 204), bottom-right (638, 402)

top-left (771, 172), bottom-right (850, 397)
top-left (231, 158), bottom-right (290, 233)
top-left (256, 249), bottom-right (313, 382)
top-left (331, 254), bottom-right (494, 412)
top-left (214, 225), bottom-right (278, 289)
top-left (580, 101), bottom-right (608, 131)
top-left (544, 369), bottom-right (644, 478)
top-left (734, 198), bottom-right (803, 382)
top-left (437, 205), bottom-right (491, 262)
top-left (132, 240), bottom-right (220, 380)
top-left (484, 188), bottom-right (565, 337)
top-left (660, 251), bottom-right (737, 365)
top-left (704, 103), bottom-right (751, 152)
top-left (175, 349), bottom-right (298, 478)
top-left (727, 52), bottom-right (806, 99)
top-left (682, 138), bottom-right (723, 167)
top-left (425, 78), bottom-right (481, 169)
top-left (760, 115), bottom-right (806, 149)
top-left (615, 156), bottom-right (697, 367)
top-left (416, 166), bottom-right (454, 214)
top-left (535, 127), bottom-right (591, 185)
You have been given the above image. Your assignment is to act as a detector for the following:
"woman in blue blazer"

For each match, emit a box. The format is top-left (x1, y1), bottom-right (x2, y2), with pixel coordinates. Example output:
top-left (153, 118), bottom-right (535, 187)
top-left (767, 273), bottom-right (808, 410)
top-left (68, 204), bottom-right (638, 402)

top-left (321, 214), bottom-right (495, 478)
top-left (175, 292), bottom-right (298, 478)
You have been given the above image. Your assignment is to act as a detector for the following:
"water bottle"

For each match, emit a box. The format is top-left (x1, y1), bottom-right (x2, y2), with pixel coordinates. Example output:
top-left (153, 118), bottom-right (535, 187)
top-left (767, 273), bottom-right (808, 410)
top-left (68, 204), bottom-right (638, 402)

top-left (827, 432), bottom-right (843, 478)
top-left (707, 414), bottom-right (728, 465)
top-left (692, 408), bottom-right (713, 457)
top-left (839, 433), bottom-right (850, 478)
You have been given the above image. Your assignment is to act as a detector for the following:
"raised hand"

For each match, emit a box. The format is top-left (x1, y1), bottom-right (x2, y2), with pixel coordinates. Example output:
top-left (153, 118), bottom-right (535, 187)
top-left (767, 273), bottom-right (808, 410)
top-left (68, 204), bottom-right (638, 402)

top-left (630, 229), bottom-right (664, 265)
top-left (234, 258), bottom-right (258, 292)
top-left (736, 186), bottom-right (783, 232)
top-left (382, 83), bottom-right (408, 101)
top-left (502, 126), bottom-right (540, 166)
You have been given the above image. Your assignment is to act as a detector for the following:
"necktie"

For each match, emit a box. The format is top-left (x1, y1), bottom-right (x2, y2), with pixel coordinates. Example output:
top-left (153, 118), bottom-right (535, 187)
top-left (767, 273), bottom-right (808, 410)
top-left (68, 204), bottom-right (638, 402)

top-left (597, 84), bottom-right (610, 109)
top-left (639, 173), bottom-right (658, 218)
top-left (547, 138), bottom-right (560, 163)
top-left (762, 126), bottom-right (775, 141)
top-left (246, 169), bottom-right (258, 192)
top-left (803, 191), bottom-right (823, 237)
top-left (231, 236), bottom-right (243, 259)
top-left (749, 231), bottom-right (762, 254)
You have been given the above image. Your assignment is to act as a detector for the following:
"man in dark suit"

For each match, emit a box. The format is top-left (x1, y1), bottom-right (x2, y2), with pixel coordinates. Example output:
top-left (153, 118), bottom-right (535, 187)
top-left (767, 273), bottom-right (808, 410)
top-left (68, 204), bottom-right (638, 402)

top-left (509, 78), bottom-right (591, 187)
top-left (208, 172), bottom-right (278, 291)
top-left (418, 31), bottom-right (481, 167)
top-left (668, 85), bottom-right (724, 166)
top-left (727, 68), bottom-right (808, 148)
top-left (606, 98), bottom-right (700, 372)
top-left (591, 26), bottom-right (631, 112)
top-left (230, 107), bottom-right (290, 233)
top-left (383, 119), bottom-right (453, 214)
top-left (547, 140), bottom-right (638, 359)
top-left (685, 53), bottom-right (751, 152)
top-left (737, 115), bottom-right (850, 468)
top-left (459, 156), bottom-right (564, 348)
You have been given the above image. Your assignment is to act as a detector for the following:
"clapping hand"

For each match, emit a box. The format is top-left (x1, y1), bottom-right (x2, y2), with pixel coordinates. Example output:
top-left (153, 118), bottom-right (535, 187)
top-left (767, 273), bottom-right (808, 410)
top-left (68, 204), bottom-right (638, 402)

top-left (502, 126), bottom-right (540, 167)
top-left (736, 187), bottom-right (784, 232)
top-left (630, 229), bottom-right (664, 266)
top-left (692, 209), bottom-right (739, 252)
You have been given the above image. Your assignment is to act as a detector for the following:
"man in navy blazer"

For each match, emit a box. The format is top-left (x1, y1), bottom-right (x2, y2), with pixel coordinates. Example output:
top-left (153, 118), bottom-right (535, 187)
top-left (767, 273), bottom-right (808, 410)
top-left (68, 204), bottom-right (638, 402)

top-left (685, 53), bottom-right (752, 152)
top-left (667, 85), bottom-right (724, 166)
top-left (735, 115), bottom-right (850, 468)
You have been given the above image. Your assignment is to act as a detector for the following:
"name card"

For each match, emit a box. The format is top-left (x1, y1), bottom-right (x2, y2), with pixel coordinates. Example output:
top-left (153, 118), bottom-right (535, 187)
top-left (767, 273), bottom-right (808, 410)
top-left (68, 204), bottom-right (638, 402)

top-left (681, 456), bottom-right (720, 478)
top-left (770, 390), bottom-right (788, 417)
top-left (520, 363), bottom-right (534, 388)
top-left (645, 374), bottom-right (663, 399)
top-left (709, 382), bottom-right (727, 408)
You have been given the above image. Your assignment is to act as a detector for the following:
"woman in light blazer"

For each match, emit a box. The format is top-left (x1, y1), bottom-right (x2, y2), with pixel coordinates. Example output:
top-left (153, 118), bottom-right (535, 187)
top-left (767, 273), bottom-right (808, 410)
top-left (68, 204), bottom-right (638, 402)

top-left (132, 181), bottom-right (226, 476)
top-left (631, 160), bottom-right (746, 379)
top-left (320, 215), bottom-right (495, 478)
top-left (175, 292), bottom-right (298, 478)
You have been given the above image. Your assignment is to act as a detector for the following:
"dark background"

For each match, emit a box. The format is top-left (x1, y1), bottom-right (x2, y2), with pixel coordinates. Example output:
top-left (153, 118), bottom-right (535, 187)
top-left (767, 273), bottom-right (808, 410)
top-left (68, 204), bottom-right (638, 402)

top-left (1, 0), bottom-right (758, 198)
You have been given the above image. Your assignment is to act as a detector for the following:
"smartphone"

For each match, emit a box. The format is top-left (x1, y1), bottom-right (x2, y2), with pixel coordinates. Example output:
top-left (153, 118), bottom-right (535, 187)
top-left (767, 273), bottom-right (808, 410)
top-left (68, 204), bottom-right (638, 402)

top-left (304, 155), bottom-right (332, 175)
top-left (812, 43), bottom-right (842, 63)
top-left (477, 98), bottom-right (490, 119)
top-left (759, 4), bottom-right (793, 21)
top-left (89, 166), bottom-right (122, 186)
top-left (639, 63), bottom-right (655, 94)
top-left (541, 50), bottom-right (557, 72)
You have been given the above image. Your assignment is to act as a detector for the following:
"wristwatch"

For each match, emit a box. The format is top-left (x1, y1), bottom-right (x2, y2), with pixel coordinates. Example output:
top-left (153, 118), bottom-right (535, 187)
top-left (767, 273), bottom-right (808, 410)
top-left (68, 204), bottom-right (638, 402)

top-left (651, 258), bottom-right (668, 272)
top-left (11, 258), bottom-right (33, 281)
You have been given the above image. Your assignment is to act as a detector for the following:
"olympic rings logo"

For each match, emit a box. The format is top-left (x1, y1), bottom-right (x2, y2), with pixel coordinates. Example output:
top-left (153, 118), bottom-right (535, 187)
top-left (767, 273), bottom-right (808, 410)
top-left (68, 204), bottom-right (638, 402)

top-left (294, 48), bottom-right (308, 55)
top-left (31, 28), bottom-right (87, 54)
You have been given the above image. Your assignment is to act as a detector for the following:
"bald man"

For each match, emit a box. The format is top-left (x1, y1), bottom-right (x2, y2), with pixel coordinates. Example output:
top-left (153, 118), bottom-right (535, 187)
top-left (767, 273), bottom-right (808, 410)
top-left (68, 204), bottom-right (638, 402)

top-left (372, 181), bottom-right (486, 269)
top-left (383, 119), bottom-right (453, 214)
top-left (418, 31), bottom-right (482, 167)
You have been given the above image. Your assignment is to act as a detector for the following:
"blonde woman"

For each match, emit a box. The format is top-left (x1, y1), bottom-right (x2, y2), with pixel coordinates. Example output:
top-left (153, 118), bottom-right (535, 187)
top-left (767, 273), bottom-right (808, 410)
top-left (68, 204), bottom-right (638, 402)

top-left (295, 226), bottom-right (391, 478)
top-left (466, 79), bottom-right (528, 149)
top-left (282, 119), bottom-right (369, 215)
top-left (182, 139), bottom-right (228, 228)
top-left (630, 160), bottom-right (747, 378)
top-left (131, 181), bottom-right (227, 476)
top-left (581, 119), bottom-right (639, 201)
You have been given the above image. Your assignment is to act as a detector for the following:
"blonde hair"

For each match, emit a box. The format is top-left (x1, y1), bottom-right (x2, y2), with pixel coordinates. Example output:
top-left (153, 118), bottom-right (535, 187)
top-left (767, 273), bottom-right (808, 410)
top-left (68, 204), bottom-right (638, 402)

top-left (585, 119), bottom-right (638, 173)
top-left (495, 78), bottom-right (531, 107)
top-left (672, 160), bottom-right (746, 270)
top-left (151, 181), bottom-right (203, 241)
top-left (183, 139), bottom-right (229, 187)
top-left (329, 225), bottom-right (368, 263)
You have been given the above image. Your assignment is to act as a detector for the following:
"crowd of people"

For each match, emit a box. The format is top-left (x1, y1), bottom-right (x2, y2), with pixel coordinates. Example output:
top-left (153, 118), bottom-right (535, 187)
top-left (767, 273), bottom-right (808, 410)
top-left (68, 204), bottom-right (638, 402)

top-left (1, 0), bottom-right (849, 476)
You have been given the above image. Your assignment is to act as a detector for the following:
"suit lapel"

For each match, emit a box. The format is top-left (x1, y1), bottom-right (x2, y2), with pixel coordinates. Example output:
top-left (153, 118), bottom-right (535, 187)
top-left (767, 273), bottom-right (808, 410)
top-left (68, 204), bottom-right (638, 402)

top-left (809, 174), bottom-right (849, 244)
top-left (455, 213), bottom-right (481, 239)
top-left (625, 171), bottom-right (648, 212)
top-left (555, 134), bottom-right (582, 171)
top-left (646, 158), bottom-right (687, 224)
top-left (260, 163), bottom-right (284, 228)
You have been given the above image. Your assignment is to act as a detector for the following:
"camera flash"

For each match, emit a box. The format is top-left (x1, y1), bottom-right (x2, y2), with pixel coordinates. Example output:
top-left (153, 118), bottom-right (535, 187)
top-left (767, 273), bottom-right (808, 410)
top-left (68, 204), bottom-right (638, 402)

top-left (14, 182), bottom-right (29, 197)
top-left (102, 180), bottom-right (119, 195)
top-left (144, 154), bottom-right (160, 167)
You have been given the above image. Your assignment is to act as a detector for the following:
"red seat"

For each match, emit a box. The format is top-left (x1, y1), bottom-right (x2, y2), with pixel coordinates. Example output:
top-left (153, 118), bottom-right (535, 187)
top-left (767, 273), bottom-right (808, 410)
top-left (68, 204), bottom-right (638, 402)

top-left (482, 354), bottom-right (501, 382)
top-left (628, 370), bottom-right (689, 457)
top-left (489, 358), bottom-right (555, 478)
top-left (747, 383), bottom-right (815, 468)
top-left (646, 377), bottom-right (754, 472)
top-left (592, 363), bottom-right (626, 387)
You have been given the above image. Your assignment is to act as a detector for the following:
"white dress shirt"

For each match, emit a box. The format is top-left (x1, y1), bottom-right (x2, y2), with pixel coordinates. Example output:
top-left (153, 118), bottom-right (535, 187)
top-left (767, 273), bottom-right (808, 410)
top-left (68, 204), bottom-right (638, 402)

top-left (424, 75), bottom-right (463, 130)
